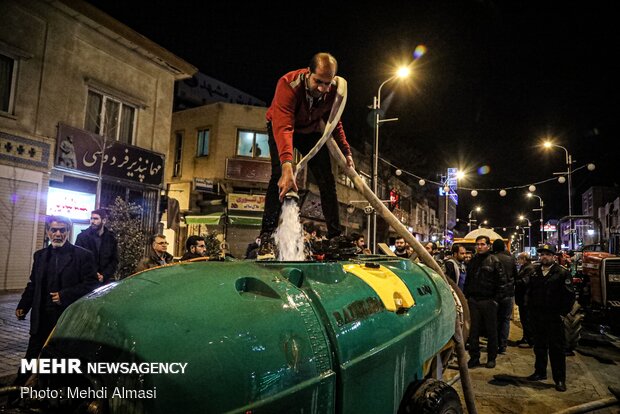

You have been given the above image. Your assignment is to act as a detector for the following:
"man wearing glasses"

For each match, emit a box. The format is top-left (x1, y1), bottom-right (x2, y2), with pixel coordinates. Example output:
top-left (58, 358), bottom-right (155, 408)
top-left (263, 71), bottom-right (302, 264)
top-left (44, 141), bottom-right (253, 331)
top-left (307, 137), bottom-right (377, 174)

top-left (258, 52), bottom-right (355, 259)
top-left (181, 235), bottom-right (207, 260)
top-left (136, 234), bottom-right (173, 271)
top-left (14, 215), bottom-right (98, 386)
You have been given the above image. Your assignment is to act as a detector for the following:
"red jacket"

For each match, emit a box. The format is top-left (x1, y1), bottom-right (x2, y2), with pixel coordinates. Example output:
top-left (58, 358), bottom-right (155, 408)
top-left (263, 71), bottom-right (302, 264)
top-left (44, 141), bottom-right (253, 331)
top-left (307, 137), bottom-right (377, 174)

top-left (266, 68), bottom-right (351, 163)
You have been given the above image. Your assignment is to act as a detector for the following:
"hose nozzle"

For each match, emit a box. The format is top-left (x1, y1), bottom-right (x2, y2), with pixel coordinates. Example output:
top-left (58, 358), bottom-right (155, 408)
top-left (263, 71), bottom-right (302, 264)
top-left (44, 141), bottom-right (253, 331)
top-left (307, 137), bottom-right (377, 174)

top-left (284, 191), bottom-right (300, 201)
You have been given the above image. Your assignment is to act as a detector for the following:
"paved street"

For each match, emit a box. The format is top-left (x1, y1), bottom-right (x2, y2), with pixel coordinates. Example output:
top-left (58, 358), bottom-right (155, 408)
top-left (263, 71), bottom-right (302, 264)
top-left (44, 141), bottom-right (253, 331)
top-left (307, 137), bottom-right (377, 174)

top-left (445, 311), bottom-right (620, 414)
top-left (1, 290), bottom-right (619, 413)
top-left (0, 291), bottom-right (27, 382)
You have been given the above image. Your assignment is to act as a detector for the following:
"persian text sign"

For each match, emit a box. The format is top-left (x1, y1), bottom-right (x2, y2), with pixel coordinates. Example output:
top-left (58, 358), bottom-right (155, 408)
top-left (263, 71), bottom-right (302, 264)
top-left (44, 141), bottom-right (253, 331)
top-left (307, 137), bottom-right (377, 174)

top-left (228, 194), bottom-right (265, 211)
top-left (56, 124), bottom-right (164, 186)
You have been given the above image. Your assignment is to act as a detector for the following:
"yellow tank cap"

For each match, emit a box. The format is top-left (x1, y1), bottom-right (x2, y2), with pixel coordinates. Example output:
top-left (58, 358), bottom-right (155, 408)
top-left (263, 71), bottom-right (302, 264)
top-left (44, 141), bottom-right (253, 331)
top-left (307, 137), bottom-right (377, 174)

top-left (343, 264), bottom-right (415, 312)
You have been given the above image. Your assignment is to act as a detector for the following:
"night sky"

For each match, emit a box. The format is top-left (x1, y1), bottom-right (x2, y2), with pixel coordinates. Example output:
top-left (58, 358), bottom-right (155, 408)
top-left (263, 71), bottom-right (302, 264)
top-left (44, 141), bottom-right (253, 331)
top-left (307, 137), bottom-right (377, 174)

top-left (85, 1), bottom-right (618, 241)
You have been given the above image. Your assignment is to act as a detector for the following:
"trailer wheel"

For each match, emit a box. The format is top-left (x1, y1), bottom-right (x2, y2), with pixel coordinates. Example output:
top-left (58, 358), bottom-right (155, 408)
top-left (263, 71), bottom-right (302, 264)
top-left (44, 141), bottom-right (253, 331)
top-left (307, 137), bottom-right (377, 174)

top-left (563, 302), bottom-right (583, 352)
top-left (401, 379), bottom-right (462, 414)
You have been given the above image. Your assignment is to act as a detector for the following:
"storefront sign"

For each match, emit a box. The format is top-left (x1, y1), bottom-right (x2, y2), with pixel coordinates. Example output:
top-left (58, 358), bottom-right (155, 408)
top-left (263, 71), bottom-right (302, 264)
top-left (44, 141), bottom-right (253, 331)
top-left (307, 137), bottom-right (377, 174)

top-left (46, 187), bottom-right (95, 221)
top-left (225, 158), bottom-right (271, 183)
top-left (56, 124), bottom-right (164, 186)
top-left (194, 178), bottom-right (215, 192)
top-left (228, 193), bottom-right (265, 211)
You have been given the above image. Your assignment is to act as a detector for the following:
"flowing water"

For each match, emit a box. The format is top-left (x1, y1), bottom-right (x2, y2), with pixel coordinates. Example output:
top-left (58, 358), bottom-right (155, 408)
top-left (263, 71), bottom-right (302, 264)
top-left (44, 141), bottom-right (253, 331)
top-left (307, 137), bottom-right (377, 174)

top-left (273, 199), bottom-right (306, 261)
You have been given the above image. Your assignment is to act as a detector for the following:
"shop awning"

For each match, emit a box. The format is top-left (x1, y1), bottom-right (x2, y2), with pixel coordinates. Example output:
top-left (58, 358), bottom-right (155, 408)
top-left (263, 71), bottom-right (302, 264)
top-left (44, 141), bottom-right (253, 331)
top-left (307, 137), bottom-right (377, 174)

top-left (184, 214), bottom-right (262, 226)
top-left (185, 214), bottom-right (223, 225)
top-left (227, 215), bottom-right (262, 226)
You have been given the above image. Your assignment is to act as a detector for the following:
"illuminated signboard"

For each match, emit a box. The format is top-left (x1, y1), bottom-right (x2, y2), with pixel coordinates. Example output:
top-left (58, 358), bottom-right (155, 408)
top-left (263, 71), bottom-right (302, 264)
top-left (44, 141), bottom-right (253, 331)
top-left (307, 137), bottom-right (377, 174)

top-left (438, 168), bottom-right (459, 205)
top-left (543, 224), bottom-right (557, 232)
top-left (46, 187), bottom-right (95, 221)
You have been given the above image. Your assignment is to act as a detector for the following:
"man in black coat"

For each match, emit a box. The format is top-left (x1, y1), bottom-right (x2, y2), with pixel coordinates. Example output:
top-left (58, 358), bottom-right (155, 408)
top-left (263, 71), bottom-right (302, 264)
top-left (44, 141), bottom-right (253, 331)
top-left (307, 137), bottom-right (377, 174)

top-left (14, 216), bottom-right (98, 385)
top-left (181, 235), bottom-right (207, 260)
top-left (515, 252), bottom-right (536, 347)
top-left (75, 209), bottom-right (119, 284)
top-left (492, 239), bottom-right (517, 354)
top-left (464, 235), bottom-right (508, 369)
top-left (526, 244), bottom-right (575, 392)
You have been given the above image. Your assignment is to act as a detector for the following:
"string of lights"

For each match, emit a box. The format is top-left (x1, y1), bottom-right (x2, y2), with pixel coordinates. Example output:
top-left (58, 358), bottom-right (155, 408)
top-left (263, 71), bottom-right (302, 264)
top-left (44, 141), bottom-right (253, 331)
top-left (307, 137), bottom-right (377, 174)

top-left (378, 156), bottom-right (595, 196)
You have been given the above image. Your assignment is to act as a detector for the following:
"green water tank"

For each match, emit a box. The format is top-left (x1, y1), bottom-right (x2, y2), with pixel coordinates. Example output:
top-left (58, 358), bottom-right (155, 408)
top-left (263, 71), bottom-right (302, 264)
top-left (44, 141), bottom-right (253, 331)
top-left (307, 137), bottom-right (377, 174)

top-left (42, 257), bottom-right (456, 413)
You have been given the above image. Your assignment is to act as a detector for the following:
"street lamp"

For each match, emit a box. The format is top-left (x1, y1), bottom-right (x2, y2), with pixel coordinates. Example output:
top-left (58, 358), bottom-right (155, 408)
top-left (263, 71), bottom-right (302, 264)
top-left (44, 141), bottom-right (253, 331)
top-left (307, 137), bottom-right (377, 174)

top-left (519, 215), bottom-right (532, 253)
top-left (543, 140), bottom-right (574, 248)
top-left (543, 141), bottom-right (573, 215)
top-left (370, 66), bottom-right (411, 253)
top-left (526, 193), bottom-right (545, 244)
top-left (468, 206), bottom-right (481, 233)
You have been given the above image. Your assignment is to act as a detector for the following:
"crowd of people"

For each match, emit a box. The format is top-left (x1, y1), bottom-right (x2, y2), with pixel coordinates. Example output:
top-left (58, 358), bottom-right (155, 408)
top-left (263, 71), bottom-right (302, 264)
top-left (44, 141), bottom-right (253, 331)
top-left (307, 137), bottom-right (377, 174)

top-left (380, 234), bottom-right (575, 392)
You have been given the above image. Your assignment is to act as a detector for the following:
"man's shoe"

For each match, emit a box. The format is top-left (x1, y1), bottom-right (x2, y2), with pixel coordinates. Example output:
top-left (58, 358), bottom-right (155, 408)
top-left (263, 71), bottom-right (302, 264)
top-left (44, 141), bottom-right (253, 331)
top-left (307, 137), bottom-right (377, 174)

top-left (467, 358), bottom-right (480, 368)
top-left (485, 360), bottom-right (496, 368)
top-left (257, 233), bottom-right (276, 261)
top-left (498, 346), bottom-right (506, 354)
top-left (555, 381), bottom-right (567, 392)
top-left (527, 372), bottom-right (547, 381)
top-left (518, 342), bottom-right (533, 348)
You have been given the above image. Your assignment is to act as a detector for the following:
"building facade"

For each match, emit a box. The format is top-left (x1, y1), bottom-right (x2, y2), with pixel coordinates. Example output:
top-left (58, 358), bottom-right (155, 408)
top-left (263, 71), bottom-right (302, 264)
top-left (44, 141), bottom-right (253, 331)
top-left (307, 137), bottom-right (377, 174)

top-left (0, 0), bottom-right (195, 289)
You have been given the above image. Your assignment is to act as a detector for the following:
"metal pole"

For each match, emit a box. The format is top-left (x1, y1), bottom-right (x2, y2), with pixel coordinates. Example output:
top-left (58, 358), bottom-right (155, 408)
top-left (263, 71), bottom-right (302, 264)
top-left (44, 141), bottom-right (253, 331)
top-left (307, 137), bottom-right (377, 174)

top-left (468, 210), bottom-right (472, 233)
top-left (371, 96), bottom-right (379, 253)
top-left (540, 202), bottom-right (544, 244)
top-left (444, 192), bottom-right (448, 245)
top-left (95, 134), bottom-right (107, 209)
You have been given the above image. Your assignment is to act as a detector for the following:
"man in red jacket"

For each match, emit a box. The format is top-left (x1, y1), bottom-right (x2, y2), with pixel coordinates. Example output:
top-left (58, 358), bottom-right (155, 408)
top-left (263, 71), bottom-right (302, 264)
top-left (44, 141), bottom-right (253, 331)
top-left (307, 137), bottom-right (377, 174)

top-left (259, 53), bottom-right (354, 258)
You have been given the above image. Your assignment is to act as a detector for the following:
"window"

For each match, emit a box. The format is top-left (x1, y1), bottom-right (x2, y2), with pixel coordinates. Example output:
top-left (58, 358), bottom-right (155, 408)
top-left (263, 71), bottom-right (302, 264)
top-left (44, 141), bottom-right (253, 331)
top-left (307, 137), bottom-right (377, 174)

top-left (0, 53), bottom-right (16, 114)
top-left (197, 129), bottom-right (210, 156)
top-left (173, 132), bottom-right (183, 177)
top-left (85, 90), bottom-right (136, 144)
top-left (236, 130), bottom-right (269, 159)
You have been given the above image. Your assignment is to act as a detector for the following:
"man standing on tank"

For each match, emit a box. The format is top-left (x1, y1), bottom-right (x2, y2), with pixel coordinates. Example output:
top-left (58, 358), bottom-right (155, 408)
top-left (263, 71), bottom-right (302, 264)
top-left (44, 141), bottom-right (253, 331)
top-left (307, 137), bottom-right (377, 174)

top-left (258, 53), bottom-right (355, 259)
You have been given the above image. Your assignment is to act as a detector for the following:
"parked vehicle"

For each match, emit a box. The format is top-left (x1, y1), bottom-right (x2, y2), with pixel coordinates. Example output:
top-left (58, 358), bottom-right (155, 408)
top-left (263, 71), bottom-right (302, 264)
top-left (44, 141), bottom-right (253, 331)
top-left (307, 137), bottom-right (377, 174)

top-left (554, 216), bottom-right (620, 350)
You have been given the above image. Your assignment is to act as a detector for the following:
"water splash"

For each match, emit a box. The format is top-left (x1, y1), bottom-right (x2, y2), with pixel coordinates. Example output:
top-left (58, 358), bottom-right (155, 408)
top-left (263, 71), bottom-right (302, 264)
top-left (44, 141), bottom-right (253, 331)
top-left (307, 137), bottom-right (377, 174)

top-left (273, 199), bottom-right (306, 261)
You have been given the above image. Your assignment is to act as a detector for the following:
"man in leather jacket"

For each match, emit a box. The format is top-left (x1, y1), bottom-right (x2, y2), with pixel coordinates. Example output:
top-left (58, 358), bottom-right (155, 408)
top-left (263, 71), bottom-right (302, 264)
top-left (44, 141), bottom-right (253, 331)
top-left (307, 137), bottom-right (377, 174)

top-left (492, 239), bottom-right (517, 354)
top-left (464, 235), bottom-right (508, 369)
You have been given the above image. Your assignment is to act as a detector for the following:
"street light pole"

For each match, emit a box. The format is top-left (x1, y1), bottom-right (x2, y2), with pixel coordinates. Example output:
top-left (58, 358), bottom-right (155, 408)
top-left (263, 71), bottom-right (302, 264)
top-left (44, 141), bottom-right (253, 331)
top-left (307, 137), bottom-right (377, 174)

top-left (519, 216), bottom-right (532, 253)
top-left (370, 69), bottom-right (409, 253)
top-left (468, 206), bottom-right (481, 233)
top-left (544, 141), bottom-right (574, 248)
top-left (527, 193), bottom-right (545, 244)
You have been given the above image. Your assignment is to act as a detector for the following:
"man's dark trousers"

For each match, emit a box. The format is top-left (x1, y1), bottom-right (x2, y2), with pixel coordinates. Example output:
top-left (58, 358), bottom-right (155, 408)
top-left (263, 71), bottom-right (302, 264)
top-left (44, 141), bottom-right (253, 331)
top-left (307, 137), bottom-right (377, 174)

top-left (531, 312), bottom-right (566, 382)
top-left (468, 297), bottom-right (499, 362)
top-left (261, 123), bottom-right (341, 238)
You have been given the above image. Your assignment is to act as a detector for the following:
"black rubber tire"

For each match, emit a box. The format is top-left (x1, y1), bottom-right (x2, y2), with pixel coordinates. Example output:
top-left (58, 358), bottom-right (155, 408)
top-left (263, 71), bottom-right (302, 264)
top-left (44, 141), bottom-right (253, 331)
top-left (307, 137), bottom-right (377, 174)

top-left (401, 379), bottom-right (463, 414)
top-left (563, 301), bottom-right (583, 352)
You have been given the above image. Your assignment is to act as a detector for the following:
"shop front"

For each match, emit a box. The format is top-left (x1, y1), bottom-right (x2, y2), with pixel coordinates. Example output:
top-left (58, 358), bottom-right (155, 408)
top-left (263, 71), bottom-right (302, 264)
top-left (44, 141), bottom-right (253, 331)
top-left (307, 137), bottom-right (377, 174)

top-left (51, 123), bottom-right (164, 235)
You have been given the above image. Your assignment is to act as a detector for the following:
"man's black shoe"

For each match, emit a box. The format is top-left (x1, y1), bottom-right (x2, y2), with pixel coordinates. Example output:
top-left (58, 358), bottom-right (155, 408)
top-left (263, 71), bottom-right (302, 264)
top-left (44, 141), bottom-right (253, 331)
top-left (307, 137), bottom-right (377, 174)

top-left (467, 358), bottom-right (480, 368)
top-left (527, 372), bottom-right (547, 381)
top-left (555, 381), bottom-right (567, 392)
top-left (485, 360), bottom-right (496, 368)
top-left (498, 346), bottom-right (506, 354)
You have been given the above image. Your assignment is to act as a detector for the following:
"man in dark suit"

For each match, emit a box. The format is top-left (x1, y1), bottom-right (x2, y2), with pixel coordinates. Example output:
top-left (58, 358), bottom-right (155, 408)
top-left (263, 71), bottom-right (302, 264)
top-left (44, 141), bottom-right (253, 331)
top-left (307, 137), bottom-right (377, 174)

top-left (526, 244), bottom-right (575, 392)
top-left (14, 215), bottom-right (98, 385)
top-left (75, 208), bottom-right (119, 284)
